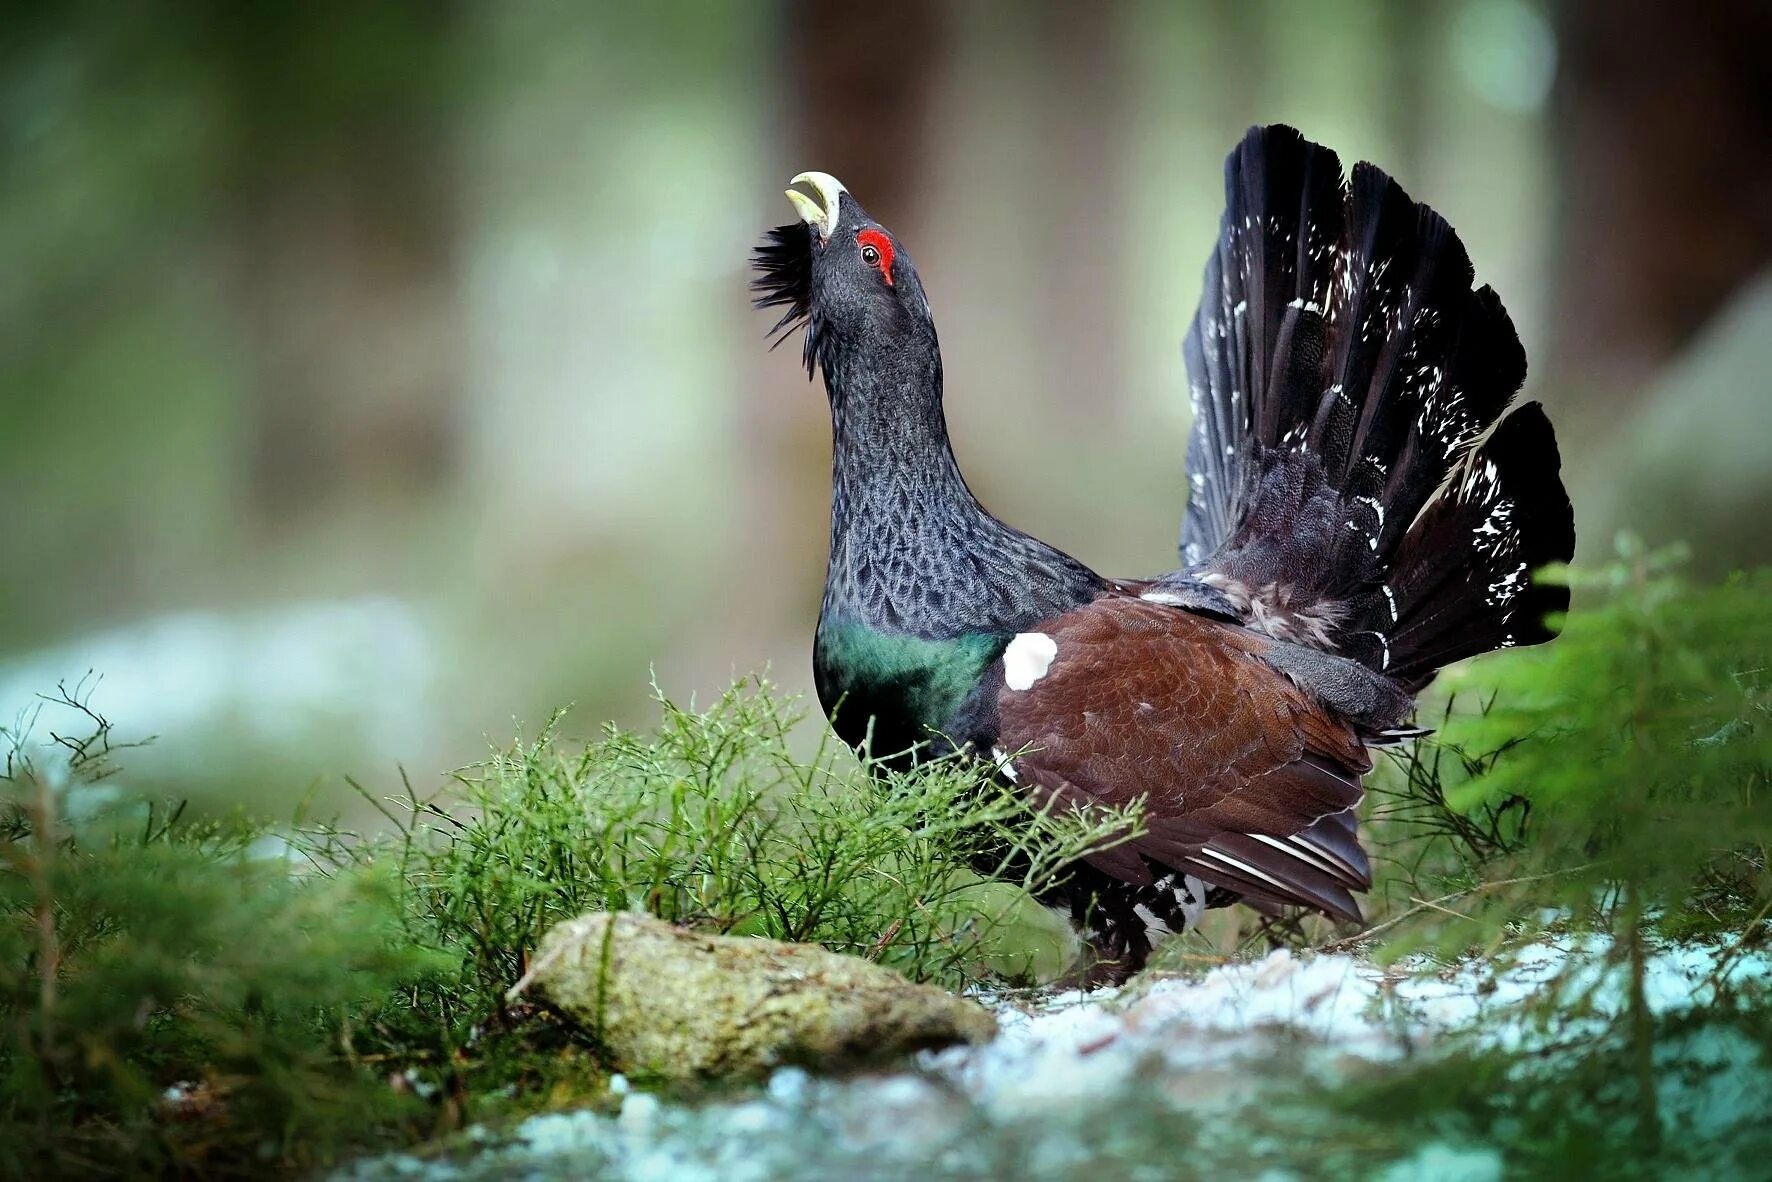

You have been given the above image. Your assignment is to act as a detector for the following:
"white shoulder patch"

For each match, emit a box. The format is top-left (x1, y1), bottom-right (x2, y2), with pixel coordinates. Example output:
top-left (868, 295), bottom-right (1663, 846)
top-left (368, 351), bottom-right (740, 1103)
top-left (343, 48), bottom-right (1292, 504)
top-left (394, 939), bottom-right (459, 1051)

top-left (1002, 631), bottom-right (1058, 691)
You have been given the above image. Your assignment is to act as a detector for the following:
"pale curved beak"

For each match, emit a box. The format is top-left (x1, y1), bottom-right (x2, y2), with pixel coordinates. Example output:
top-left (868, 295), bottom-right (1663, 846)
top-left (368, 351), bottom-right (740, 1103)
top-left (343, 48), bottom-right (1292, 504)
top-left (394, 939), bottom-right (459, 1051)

top-left (786, 171), bottom-right (846, 240)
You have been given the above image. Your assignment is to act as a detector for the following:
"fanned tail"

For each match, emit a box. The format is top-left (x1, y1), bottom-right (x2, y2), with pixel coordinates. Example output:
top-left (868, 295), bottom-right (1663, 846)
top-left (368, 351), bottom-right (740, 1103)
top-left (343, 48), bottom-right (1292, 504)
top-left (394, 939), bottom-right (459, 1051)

top-left (1176, 125), bottom-right (1573, 689)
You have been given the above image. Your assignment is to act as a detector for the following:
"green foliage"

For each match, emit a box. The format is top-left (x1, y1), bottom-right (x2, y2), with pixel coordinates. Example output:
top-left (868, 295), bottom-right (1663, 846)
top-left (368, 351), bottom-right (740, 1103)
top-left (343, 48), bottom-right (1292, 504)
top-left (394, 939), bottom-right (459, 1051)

top-left (1319, 1005), bottom-right (1772, 1180)
top-left (1334, 540), bottom-right (1772, 1168)
top-left (400, 677), bottom-right (1135, 1003)
top-left (1, 675), bottom-right (1135, 1176)
top-left (1420, 538), bottom-right (1770, 936)
top-left (0, 687), bottom-right (444, 1178)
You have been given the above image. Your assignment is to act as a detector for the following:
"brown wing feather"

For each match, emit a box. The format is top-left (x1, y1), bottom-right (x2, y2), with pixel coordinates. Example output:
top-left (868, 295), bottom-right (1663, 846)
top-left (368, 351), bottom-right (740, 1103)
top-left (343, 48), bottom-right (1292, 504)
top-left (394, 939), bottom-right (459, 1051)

top-left (992, 597), bottom-right (1373, 920)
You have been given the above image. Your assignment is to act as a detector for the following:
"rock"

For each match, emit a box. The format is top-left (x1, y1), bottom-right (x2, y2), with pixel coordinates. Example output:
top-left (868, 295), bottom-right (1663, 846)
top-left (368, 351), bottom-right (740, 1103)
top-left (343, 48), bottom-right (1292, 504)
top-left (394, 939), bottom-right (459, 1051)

top-left (517, 912), bottom-right (997, 1081)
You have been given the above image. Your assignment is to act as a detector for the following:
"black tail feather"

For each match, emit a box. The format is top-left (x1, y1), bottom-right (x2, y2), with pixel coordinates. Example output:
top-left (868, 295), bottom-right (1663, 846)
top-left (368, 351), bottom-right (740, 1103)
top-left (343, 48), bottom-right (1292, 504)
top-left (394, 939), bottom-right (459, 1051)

top-left (1179, 125), bottom-right (1573, 686)
top-left (1352, 402), bottom-right (1575, 688)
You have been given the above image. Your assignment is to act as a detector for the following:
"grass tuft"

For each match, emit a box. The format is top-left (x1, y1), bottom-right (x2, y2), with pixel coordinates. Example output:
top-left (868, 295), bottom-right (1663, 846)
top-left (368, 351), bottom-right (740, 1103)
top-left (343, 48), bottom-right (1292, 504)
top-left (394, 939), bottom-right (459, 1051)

top-left (399, 675), bottom-right (1138, 1009)
top-left (1, 674), bottom-right (1135, 1176)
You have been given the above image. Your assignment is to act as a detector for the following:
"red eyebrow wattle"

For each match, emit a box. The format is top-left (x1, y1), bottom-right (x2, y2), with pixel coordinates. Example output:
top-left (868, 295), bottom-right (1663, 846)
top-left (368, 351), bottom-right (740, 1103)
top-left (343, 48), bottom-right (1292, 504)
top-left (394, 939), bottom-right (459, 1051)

top-left (857, 229), bottom-right (895, 285)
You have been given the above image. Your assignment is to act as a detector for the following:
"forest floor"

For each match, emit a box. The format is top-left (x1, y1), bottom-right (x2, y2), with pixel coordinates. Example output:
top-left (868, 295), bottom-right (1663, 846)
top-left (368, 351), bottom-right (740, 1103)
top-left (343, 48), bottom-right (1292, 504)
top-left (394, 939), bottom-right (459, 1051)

top-left (335, 932), bottom-right (1772, 1182)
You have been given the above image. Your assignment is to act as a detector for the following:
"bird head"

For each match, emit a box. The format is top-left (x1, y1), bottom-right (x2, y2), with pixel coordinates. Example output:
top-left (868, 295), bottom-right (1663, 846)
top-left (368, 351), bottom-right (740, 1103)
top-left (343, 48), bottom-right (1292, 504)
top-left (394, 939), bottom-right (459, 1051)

top-left (751, 172), bottom-right (935, 385)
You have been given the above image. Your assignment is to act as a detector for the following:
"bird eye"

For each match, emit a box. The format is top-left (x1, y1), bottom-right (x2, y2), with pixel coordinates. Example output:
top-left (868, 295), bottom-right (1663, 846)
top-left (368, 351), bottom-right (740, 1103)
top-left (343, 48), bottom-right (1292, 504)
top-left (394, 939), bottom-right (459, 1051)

top-left (855, 228), bottom-right (895, 285)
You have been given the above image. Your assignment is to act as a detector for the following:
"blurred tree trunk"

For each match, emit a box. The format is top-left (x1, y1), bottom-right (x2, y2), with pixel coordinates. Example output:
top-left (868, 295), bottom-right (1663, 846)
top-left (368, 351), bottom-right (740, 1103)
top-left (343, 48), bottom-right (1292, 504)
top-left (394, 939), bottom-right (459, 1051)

top-left (212, 3), bottom-right (466, 526)
top-left (1031, 0), bottom-right (1129, 428)
top-left (234, 136), bottom-right (464, 525)
top-left (782, 0), bottom-right (943, 226)
top-left (1552, 0), bottom-right (1772, 410)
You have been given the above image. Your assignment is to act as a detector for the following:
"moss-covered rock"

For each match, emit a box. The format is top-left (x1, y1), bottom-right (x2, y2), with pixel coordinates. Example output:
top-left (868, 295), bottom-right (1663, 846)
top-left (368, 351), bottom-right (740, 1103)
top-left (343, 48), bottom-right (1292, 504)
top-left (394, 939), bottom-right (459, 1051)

top-left (518, 912), bottom-right (998, 1081)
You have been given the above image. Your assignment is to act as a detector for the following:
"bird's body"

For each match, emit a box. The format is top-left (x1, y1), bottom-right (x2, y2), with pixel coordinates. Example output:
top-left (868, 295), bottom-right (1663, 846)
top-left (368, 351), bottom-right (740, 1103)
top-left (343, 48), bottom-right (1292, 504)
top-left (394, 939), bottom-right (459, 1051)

top-left (755, 127), bottom-right (1575, 981)
top-left (811, 366), bottom-right (1101, 762)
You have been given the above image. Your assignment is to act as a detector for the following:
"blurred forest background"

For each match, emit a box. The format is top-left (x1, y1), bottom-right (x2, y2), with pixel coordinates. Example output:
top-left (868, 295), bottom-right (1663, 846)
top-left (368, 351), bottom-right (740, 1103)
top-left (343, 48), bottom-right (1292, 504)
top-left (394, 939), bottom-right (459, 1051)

top-left (2, 0), bottom-right (1768, 813)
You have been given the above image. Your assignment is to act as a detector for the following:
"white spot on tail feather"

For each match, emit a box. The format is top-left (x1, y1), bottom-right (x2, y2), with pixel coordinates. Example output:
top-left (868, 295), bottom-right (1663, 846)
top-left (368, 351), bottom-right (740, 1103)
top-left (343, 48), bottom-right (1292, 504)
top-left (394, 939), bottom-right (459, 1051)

top-left (1002, 632), bottom-right (1058, 691)
top-left (1133, 903), bottom-right (1170, 936)
top-left (1175, 874), bottom-right (1208, 930)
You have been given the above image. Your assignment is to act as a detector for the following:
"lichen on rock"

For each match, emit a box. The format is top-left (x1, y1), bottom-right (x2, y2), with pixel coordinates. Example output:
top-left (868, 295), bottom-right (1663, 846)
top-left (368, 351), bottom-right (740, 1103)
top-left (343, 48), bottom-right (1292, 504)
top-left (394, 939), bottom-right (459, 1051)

top-left (515, 912), bottom-right (997, 1081)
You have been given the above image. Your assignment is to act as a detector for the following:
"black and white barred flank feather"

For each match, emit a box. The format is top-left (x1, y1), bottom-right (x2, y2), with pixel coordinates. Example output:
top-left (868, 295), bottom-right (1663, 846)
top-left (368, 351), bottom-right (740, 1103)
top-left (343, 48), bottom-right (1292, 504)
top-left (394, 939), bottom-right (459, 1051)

top-left (1176, 124), bottom-right (1574, 689)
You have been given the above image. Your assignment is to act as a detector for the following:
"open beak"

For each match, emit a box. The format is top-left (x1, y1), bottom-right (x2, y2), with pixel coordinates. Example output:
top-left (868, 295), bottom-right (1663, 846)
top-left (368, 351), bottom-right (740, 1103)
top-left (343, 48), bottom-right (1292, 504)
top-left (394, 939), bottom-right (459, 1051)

top-left (786, 171), bottom-right (846, 241)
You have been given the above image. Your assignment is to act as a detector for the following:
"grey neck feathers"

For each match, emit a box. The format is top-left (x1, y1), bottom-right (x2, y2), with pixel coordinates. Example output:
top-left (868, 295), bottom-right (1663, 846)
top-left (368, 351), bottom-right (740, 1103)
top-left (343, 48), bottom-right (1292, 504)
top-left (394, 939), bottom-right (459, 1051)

top-left (820, 334), bottom-right (1102, 639)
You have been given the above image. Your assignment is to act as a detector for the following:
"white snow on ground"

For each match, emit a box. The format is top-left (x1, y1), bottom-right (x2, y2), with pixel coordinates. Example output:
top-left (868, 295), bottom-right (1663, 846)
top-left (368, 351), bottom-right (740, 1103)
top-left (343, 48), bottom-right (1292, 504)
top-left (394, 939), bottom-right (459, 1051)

top-left (337, 935), bottom-right (1772, 1182)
